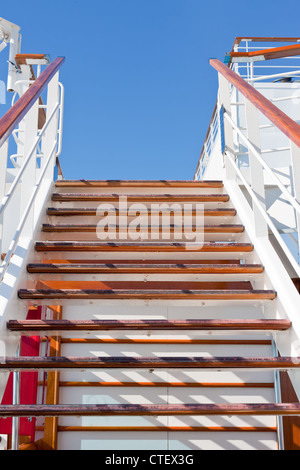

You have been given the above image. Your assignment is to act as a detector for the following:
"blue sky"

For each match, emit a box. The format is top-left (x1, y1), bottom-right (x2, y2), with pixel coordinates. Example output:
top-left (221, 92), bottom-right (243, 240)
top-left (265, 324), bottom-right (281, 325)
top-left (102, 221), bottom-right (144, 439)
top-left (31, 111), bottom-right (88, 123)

top-left (1, 0), bottom-right (300, 180)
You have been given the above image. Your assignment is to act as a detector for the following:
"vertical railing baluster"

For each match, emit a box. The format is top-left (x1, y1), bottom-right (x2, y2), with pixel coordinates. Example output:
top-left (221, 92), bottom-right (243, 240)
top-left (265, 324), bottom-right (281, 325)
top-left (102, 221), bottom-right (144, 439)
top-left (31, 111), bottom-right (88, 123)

top-left (245, 99), bottom-right (268, 239)
top-left (218, 73), bottom-right (236, 181)
top-left (0, 140), bottom-right (8, 256)
top-left (272, 340), bottom-right (285, 450)
top-left (290, 141), bottom-right (300, 262)
top-left (11, 343), bottom-right (20, 451)
top-left (19, 100), bottom-right (39, 240)
top-left (40, 72), bottom-right (60, 186)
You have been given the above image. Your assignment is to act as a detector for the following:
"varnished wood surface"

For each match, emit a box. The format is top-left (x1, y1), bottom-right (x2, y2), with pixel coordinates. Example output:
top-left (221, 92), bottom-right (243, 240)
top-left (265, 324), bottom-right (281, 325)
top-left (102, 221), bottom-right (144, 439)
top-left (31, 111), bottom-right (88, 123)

top-left (55, 426), bottom-right (277, 433)
top-left (17, 288), bottom-right (276, 301)
top-left (51, 193), bottom-right (230, 202)
top-left (35, 258), bottom-right (242, 265)
top-left (8, 319), bottom-right (290, 331)
top-left (52, 381), bottom-right (274, 388)
top-left (55, 180), bottom-right (224, 188)
top-left (27, 262), bottom-right (263, 274)
top-left (15, 54), bottom-right (47, 65)
top-left (210, 58), bottom-right (300, 148)
top-left (0, 403), bottom-right (300, 416)
top-left (41, 224), bottom-right (245, 233)
top-left (34, 241), bottom-right (254, 252)
top-left (30, 280), bottom-right (254, 289)
top-left (233, 37), bottom-right (300, 47)
top-left (280, 371), bottom-right (300, 450)
top-left (231, 44), bottom-right (300, 61)
top-left (0, 356), bottom-right (297, 370)
top-left (60, 338), bottom-right (272, 345)
top-left (46, 207), bottom-right (237, 217)
top-left (42, 305), bottom-right (62, 450)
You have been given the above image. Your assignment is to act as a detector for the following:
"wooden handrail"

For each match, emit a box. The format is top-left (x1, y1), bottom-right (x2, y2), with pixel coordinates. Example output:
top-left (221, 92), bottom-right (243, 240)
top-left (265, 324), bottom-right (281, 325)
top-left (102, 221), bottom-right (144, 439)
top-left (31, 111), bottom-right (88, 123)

top-left (231, 43), bottom-right (300, 62)
top-left (0, 56), bottom-right (65, 148)
top-left (210, 58), bottom-right (300, 149)
top-left (233, 37), bottom-right (300, 48)
top-left (228, 37), bottom-right (300, 66)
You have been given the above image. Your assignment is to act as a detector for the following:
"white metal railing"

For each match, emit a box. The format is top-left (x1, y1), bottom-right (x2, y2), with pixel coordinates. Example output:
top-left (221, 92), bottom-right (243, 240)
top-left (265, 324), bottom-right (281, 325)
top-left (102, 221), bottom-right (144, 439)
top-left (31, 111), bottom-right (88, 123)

top-left (232, 39), bottom-right (300, 81)
top-left (0, 56), bottom-right (64, 286)
top-left (225, 148), bottom-right (300, 277)
top-left (196, 54), bottom-right (300, 278)
top-left (196, 86), bottom-right (300, 175)
top-left (0, 139), bottom-right (57, 283)
top-left (195, 39), bottom-right (300, 181)
top-left (195, 107), bottom-right (220, 180)
top-left (195, 42), bottom-right (300, 274)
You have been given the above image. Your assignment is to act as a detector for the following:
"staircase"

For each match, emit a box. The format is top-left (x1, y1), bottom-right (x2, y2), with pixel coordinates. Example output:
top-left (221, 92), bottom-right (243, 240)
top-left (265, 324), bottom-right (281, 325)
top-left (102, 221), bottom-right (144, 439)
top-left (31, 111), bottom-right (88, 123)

top-left (2, 33), bottom-right (300, 451)
top-left (4, 178), bottom-right (299, 450)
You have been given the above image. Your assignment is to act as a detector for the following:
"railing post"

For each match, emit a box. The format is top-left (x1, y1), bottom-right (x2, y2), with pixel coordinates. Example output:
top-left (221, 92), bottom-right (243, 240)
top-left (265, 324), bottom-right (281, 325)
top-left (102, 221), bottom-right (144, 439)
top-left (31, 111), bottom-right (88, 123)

top-left (40, 72), bottom-right (60, 179)
top-left (244, 99), bottom-right (268, 238)
top-left (19, 100), bottom-right (39, 239)
top-left (290, 141), bottom-right (300, 260)
top-left (272, 340), bottom-right (285, 450)
top-left (11, 343), bottom-right (20, 451)
top-left (218, 74), bottom-right (236, 181)
top-left (0, 140), bottom-right (8, 256)
top-left (0, 141), bottom-right (8, 199)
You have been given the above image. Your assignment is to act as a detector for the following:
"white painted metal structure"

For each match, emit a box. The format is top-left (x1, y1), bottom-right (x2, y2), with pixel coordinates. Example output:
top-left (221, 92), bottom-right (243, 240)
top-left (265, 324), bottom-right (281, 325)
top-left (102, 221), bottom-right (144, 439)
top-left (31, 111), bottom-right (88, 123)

top-left (0, 30), bottom-right (300, 450)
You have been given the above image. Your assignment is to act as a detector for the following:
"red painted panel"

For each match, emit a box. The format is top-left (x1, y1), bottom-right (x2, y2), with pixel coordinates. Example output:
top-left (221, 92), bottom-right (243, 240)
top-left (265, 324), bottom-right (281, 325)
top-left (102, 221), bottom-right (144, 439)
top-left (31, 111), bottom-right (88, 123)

top-left (0, 307), bottom-right (41, 442)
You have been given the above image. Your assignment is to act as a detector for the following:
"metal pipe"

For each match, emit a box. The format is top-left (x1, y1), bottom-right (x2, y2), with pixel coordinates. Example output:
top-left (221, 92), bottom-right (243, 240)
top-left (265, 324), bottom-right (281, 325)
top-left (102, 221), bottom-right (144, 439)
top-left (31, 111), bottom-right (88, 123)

top-left (56, 82), bottom-right (65, 158)
top-left (7, 28), bottom-right (21, 93)
top-left (247, 68), bottom-right (300, 83)
top-left (0, 140), bottom-right (57, 282)
top-left (272, 340), bottom-right (285, 450)
top-left (11, 344), bottom-right (20, 450)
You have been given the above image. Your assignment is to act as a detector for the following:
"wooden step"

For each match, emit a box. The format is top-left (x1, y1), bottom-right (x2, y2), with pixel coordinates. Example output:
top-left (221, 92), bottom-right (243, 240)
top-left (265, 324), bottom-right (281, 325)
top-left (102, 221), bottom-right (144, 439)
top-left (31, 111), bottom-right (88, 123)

top-left (47, 207), bottom-right (237, 217)
top-left (42, 224), bottom-right (245, 234)
top-left (54, 426), bottom-right (277, 433)
top-left (51, 193), bottom-right (230, 202)
top-left (53, 381), bottom-right (275, 389)
top-left (7, 319), bottom-right (290, 332)
top-left (34, 241), bottom-right (254, 252)
top-left (27, 262), bottom-right (263, 274)
top-left (61, 338), bottom-right (272, 345)
top-left (0, 403), bottom-right (299, 417)
top-left (33, 259), bottom-right (243, 265)
top-left (0, 356), bottom-right (299, 371)
top-left (17, 288), bottom-right (276, 301)
top-left (25, 280), bottom-right (254, 289)
top-left (55, 180), bottom-right (224, 188)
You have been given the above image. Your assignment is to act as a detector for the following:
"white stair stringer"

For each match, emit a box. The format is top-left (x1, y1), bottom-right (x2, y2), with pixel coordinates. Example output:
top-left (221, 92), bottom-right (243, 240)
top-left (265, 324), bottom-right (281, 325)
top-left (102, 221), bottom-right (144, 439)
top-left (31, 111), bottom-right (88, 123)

top-left (224, 178), bottom-right (300, 398)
